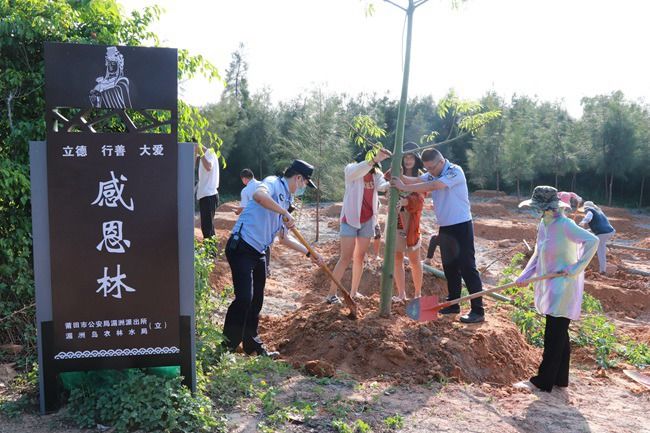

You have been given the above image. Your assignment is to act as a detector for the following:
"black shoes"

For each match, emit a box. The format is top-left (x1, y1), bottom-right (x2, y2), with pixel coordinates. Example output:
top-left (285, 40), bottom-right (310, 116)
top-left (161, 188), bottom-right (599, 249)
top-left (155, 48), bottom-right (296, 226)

top-left (438, 305), bottom-right (460, 315)
top-left (246, 346), bottom-right (280, 359)
top-left (460, 311), bottom-right (485, 324)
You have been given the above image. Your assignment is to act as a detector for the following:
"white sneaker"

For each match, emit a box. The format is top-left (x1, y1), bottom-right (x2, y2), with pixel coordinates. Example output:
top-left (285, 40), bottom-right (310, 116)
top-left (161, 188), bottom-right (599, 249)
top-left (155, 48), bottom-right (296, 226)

top-left (513, 380), bottom-right (535, 391)
top-left (325, 295), bottom-right (342, 304)
top-left (353, 292), bottom-right (366, 299)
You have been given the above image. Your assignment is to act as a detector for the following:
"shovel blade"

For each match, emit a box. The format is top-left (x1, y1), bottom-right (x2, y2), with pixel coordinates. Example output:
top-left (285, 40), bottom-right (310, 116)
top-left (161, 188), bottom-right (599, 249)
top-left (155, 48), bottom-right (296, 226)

top-left (406, 295), bottom-right (440, 322)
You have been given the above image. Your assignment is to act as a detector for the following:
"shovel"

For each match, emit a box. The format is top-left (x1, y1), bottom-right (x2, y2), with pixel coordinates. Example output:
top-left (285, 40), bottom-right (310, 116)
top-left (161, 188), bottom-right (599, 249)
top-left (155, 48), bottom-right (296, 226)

top-left (624, 370), bottom-right (650, 389)
top-left (285, 221), bottom-right (358, 319)
top-left (405, 273), bottom-right (564, 322)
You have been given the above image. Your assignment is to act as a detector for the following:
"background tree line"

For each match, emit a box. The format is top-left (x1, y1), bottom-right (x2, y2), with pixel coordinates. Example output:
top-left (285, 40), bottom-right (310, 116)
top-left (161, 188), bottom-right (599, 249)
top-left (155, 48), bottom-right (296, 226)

top-left (207, 48), bottom-right (650, 209)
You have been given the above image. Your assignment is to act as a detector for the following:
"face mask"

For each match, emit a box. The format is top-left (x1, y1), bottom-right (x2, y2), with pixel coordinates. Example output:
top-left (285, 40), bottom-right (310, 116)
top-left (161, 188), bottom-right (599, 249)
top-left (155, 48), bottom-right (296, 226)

top-left (292, 176), bottom-right (306, 196)
top-left (295, 184), bottom-right (307, 197)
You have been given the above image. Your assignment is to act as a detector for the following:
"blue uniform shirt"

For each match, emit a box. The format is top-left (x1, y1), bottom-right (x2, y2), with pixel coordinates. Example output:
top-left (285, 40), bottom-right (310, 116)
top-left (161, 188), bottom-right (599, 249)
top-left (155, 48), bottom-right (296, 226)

top-left (232, 176), bottom-right (292, 254)
top-left (419, 160), bottom-right (472, 227)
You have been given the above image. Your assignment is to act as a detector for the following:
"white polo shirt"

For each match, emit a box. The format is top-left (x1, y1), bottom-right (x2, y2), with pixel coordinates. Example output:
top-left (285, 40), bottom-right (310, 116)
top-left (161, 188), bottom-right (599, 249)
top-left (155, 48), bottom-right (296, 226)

top-left (196, 149), bottom-right (219, 200)
top-left (240, 179), bottom-right (261, 209)
top-left (419, 160), bottom-right (472, 227)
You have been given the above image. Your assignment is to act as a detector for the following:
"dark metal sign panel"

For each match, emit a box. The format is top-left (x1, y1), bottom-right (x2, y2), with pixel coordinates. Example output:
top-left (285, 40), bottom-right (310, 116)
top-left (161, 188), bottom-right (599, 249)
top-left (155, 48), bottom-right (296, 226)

top-left (45, 42), bottom-right (176, 110)
top-left (44, 42), bottom-right (179, 363)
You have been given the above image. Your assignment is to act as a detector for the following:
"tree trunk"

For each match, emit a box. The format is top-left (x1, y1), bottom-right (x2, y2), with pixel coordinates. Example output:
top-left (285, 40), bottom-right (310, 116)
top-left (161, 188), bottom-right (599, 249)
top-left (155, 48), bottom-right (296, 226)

top-left (315, 176), bottom-right (320, 242)
top-left (496, 170), bottom-right (500, 192)
top-left (380, 1), bottom-right (415, 317)
top-left (555, 172), bottom-right (559, 189)
top-left (608, 173), bottom-right (614, 206)
top-left (516, 178), bottom-right (521, 200)
top-left (640, 176), bottom-right (646, 208)
top-left (604, 173), bottom-right (608, 201)
top-left (571, 171), bottom-right (577, 192)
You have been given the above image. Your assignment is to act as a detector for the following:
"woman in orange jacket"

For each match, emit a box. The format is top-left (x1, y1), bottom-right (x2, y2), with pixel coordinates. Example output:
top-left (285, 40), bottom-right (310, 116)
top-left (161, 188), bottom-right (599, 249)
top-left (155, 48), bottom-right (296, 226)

top-left (390, 142), bottom-right (425, 301)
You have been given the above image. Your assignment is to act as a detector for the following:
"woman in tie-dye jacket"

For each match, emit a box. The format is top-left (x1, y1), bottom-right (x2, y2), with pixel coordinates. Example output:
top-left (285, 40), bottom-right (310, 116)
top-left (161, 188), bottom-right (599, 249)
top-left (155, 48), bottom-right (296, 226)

top-left (514, 186), bottom-right (599, 392)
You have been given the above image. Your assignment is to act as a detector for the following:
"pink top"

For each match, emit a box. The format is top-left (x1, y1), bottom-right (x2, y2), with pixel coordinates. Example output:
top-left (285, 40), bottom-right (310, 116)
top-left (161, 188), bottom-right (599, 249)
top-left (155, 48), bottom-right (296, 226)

top-left (557, 191), bottom-right (581, 206)
top-left (516, 211), bottom-right (598, 320)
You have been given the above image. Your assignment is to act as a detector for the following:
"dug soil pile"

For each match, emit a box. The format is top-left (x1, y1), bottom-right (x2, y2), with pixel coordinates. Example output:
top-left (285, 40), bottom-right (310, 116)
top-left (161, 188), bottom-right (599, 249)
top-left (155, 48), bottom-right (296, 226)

top-left (263, 297), bottom-right (539, 386)
top-left (260, 245), bottom-right (540, 387)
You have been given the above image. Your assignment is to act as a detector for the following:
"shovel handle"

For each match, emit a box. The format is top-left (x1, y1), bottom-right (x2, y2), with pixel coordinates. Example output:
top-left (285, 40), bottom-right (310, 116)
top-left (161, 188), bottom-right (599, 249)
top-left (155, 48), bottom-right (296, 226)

top-left (283, 219), bottom-right (358, 317)
top-left (434, 272), bottom-right (565, 310)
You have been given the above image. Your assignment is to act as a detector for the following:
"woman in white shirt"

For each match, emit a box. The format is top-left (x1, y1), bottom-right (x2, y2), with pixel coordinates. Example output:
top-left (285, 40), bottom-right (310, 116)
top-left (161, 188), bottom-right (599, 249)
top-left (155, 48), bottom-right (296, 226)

top-left (325, 147), bottom-right (391, 303)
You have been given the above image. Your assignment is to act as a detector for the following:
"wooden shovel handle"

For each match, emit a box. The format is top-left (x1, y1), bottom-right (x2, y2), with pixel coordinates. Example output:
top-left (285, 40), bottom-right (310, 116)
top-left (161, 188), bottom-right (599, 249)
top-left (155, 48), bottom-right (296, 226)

top-left (284, 221), bottom-right (358, 318)
top-left (434, 272), bottom-right (565, 310)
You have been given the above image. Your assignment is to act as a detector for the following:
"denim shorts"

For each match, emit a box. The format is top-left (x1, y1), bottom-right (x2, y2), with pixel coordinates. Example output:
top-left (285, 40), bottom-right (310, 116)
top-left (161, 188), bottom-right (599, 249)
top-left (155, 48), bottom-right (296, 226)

top-left (340, 220), bottom-right (375, 238)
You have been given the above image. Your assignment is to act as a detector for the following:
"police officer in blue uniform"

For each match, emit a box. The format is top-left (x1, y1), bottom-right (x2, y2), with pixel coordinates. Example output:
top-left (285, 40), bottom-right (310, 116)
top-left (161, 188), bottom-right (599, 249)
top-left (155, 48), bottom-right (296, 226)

top-left (223, 160), bottom-right (323, 357)
top-left (391, 148), bottom-right (485, 323)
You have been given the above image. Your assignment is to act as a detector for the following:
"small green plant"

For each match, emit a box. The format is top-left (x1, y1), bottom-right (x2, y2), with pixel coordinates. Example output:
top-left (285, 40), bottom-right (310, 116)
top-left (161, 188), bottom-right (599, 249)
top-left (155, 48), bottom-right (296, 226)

top-left (354, 419), bottom-right (372, 432)
top-left (384, 413), bottom-right (405, 430)
top-left (0, 362), bottom-right (39, 417)
top-left (206, 353), bottom-right (290, 408)
top-left (332, 418), bottom-right (372, 433)
top-left (64, 369), bottom-right (225, 433)
top-left (618, 340), bottom-right (650, 367)
top-left (332, 419), bottom-right (354, 433)
top-left (194, 237), bottom-right (228, 369)
top-left (573, 314), bottom-right (618, 368)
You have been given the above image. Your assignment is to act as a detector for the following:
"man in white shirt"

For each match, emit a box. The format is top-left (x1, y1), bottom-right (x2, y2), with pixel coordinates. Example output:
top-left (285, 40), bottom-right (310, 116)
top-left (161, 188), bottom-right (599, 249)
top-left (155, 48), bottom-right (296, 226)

top-left (235, 168), bottom-right (260, 215)
top-left (196, 143), bottom-right (219, 239)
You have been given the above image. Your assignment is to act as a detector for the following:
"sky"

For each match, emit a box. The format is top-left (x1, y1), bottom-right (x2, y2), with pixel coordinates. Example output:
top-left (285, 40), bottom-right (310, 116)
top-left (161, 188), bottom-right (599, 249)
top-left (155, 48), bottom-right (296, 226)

top-left (118, 0), bottom-right (650, 118)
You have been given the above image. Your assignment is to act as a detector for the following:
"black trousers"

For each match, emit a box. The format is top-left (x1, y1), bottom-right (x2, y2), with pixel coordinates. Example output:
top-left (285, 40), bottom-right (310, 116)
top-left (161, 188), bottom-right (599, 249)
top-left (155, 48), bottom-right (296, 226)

top-left (199, 193), bottom-right (219, 239)
top-left (531, 315), bottom-right (571, 391)
top-left (265, 246), bottom-right (271, 277)
top-left (426, 234), bottom-right (439, 259)
top-left (223, 237), bottom-right (267, 353)
top-left (439, 220), bottom-right (484, 315)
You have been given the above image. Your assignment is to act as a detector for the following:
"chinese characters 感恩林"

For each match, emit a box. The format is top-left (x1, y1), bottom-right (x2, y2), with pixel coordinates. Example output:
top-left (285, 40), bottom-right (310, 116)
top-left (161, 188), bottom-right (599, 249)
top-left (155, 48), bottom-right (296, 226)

top-left (92, 171), bottom-right (136, 299)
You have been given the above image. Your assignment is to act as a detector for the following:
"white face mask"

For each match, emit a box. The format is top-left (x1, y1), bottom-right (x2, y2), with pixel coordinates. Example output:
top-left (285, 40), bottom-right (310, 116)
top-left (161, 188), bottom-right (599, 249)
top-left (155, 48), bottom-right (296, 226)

top-left (295, 178), bottom-right (307, 197)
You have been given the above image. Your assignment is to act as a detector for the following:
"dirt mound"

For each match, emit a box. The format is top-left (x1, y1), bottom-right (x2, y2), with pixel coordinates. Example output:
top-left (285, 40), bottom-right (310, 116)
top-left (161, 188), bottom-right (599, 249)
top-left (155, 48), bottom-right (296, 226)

top-left (635, 237), bottom-right (650, 249)
top-left (209, 260), bottom-right (233, 293)
top-left (324, 203), bottom-right (343, 217)
top-left (472, 190), bottom-right (507, 198)
top-left (584, 269), bottom-right (650, 316)
top-left (214, 211), bottom-right (238, 231)
top-left (492, 195), bottom-right (522, 207)
top-left (473, 219), bottom-right (537, 242)
top-left (304, 360), bottom-right (336, 377)
top-left (472, 203), bottom-right (512, 218)
top-left (216, 201), bottom-right (239, 213)
top-left (263, 300), bottom-right (538, 385)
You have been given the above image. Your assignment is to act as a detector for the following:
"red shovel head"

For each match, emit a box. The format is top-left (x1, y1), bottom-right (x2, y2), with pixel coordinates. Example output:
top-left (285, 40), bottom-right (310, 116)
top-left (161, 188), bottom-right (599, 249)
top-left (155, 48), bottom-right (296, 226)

top-left (406, 295), bottom-right (441, 322)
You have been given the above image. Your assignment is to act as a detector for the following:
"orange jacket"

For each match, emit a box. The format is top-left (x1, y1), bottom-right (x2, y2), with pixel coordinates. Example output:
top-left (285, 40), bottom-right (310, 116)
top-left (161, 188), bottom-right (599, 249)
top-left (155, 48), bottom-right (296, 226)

top-left (401, 192), bottom-right (424, 247)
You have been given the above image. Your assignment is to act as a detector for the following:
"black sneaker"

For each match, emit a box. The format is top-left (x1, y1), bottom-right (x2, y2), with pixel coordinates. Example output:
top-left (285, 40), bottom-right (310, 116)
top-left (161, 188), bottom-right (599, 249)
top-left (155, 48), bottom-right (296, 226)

top-left (246, 347), bottom-right (280, 359)
top-left (459, 311), bottom-right (485, 323)
top-left (438, 305), bottom-right (460, 315)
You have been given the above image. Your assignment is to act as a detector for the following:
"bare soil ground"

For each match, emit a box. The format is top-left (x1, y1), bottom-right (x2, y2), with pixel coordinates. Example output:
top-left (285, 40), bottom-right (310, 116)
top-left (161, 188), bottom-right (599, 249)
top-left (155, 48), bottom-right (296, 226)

top-left (2, 192), bottom-right (649, 432)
